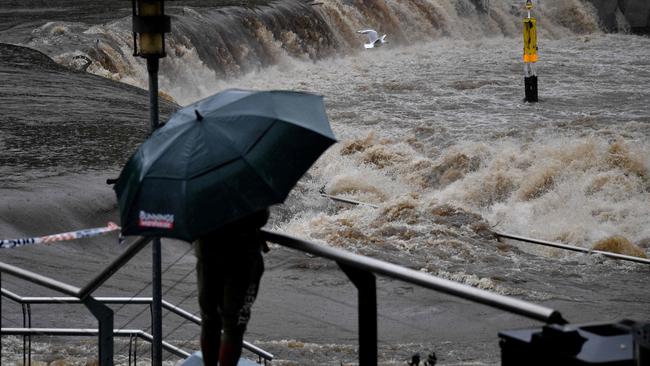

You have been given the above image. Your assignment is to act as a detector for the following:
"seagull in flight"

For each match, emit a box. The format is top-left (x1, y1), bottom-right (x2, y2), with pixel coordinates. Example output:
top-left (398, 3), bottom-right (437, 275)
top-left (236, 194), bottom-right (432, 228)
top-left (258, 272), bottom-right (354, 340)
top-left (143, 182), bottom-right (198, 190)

top-left (357, 29), bottom-right (387, 49)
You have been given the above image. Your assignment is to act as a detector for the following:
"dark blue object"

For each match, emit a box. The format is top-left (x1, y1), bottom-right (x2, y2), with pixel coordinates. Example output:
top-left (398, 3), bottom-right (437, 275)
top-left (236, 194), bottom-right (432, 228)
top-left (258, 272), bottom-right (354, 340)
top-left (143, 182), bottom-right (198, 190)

top-left (499, 320), bottom-right (649, 366)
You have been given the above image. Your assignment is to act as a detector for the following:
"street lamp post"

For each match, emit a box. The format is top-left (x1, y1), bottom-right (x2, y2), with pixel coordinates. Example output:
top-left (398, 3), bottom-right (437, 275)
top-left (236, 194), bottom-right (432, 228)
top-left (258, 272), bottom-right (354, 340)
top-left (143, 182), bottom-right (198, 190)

top-left (131, 2), bottom-right (170, 365)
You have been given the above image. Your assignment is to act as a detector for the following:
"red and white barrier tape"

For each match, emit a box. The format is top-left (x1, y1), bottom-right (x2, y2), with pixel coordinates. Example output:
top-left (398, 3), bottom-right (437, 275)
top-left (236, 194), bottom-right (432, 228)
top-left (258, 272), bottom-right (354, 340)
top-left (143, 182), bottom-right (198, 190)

top-left (1, 222), bottom-right (120, 249)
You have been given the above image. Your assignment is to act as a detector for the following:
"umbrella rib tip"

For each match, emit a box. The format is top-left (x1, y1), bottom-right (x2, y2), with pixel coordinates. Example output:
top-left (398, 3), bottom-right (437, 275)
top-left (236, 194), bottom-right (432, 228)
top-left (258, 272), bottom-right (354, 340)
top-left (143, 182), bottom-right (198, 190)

top-left (195, 110), bottom-right (204, 121)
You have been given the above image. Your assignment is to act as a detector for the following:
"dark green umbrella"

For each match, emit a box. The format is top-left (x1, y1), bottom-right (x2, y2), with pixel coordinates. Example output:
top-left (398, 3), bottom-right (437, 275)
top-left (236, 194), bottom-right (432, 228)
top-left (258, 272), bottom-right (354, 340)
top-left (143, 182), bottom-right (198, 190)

top-left (114, 89), bottom-right (336, 242)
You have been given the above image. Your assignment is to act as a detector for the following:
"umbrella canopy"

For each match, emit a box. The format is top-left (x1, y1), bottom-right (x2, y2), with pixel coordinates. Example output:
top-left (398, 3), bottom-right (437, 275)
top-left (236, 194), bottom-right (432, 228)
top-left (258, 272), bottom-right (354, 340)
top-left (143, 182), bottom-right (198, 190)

top-left (114, 89), bottom-right (336, 242)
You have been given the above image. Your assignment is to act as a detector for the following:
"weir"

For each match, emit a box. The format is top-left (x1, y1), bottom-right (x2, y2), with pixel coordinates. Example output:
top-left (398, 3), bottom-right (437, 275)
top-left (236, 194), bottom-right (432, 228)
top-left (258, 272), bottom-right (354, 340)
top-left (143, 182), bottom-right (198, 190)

top-left (8, 0), bottom-right (638, 105)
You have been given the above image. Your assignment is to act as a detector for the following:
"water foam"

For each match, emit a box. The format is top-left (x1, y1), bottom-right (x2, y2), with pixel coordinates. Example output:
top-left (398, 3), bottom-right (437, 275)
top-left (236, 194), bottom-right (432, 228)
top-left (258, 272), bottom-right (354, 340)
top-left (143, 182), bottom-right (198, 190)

top-left (201, 34), bottom-right (650, 269)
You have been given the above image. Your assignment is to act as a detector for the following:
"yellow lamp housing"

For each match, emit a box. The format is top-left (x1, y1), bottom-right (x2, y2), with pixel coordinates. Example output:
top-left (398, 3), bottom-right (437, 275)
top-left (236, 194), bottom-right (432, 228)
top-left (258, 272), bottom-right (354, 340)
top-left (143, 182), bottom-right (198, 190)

top-left (132, 0), bottom-right (171, 58)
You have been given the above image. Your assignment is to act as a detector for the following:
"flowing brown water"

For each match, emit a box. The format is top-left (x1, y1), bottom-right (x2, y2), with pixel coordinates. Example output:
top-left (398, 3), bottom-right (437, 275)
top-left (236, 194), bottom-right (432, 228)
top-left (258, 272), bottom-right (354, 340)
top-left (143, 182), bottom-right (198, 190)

top-left (1, 1), bottom-right (649, 365)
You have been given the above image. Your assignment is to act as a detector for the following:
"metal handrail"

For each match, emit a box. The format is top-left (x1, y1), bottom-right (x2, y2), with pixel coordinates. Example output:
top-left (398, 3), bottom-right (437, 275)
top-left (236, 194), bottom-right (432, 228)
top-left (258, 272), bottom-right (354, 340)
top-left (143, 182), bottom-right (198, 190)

top-left (1, 236), bottom-right (155, 366)
top-left (0, 290), bottom-right (274, 361)
top-left (0, 262), bottom-right (81, 298)
top-left (2, 226), bottom-right (570, 365)
top-left (1, 236), bottom-right (152, 301)
top-left (262, 230), bottom-right (567, 324)
top-left (494, 231), bottom-right (650, 265)
top-left (1, 328), bottom-right (190, 358)
top-left (0, 260), bottom-right (116, 365)
top-left (319, 193), bottom-right (649, 265)
top-left (80, 237), bottom-right (153, 299)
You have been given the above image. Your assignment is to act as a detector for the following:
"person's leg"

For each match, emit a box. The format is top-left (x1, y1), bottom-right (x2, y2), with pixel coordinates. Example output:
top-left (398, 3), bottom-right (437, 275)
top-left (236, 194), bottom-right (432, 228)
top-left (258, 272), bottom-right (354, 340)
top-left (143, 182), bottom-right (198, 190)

top-left (195, 241), bottom-right (224, 366)
top-left (200, 317), bottom-right (222, 365)
top-left (219, 251), bottom-right (264, 366)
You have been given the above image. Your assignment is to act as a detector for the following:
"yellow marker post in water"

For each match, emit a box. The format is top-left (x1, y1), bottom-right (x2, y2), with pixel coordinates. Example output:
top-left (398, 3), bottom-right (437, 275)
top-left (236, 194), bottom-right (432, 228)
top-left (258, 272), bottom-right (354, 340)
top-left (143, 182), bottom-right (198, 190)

top-left (523, 0), bottom-right (538, 102)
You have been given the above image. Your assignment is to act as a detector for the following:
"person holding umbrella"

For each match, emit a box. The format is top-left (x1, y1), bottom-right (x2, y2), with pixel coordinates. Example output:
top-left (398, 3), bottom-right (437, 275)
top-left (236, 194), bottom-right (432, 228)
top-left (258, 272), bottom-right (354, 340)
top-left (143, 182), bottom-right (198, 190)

top-left (195, 208), bottom-right (270, 365)
top-left (113, 89), bottom-right (337, 365)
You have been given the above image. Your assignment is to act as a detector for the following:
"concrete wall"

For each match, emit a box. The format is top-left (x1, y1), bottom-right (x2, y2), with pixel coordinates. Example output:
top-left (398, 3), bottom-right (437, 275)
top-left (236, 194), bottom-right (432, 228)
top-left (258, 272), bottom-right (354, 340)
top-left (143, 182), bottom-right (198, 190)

top-left (588, 0), bottom-right (650, 33)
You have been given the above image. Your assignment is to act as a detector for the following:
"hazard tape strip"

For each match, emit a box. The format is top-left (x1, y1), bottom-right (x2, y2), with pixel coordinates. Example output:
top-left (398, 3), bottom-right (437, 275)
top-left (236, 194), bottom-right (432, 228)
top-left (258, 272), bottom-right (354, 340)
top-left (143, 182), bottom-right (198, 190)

top-left (1, 222), bottom-right (120, 249)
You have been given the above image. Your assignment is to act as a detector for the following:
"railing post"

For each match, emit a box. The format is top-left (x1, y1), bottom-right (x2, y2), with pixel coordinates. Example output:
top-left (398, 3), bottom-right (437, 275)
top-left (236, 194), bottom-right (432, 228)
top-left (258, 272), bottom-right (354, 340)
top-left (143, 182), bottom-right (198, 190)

top-left (1, 271), bottom-right (2, 363)
top-left (147, 35), bottom-right (163, 366)
top-left (27, 304), bottom-right (32, 366)
top-left (83, 297), bottom-right (114, 366)
top-left (151, 238), bottom-right (163, 365)
top-left (338, 262), bottom-right (377, 366)
top-left (21, 304), bottom-right (27, 366)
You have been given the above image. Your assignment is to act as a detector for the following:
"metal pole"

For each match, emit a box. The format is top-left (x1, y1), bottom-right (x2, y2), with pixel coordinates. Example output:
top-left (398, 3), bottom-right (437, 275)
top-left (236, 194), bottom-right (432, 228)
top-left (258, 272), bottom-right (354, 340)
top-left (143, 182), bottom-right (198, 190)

top-left (27, 305), bottom-right (32, 366)
top-left (151, 237), bottom-right (163, 366)
top-left (338, 263), bottom-right (377, 366)
top-left (1, 271), bottom-right (2, 363)
top-left (320, 193), bottom-right (379, 208)
top-left (146, 56), bottom-right (163, 366)
top-left (21, 304), bottom-right (26, 366)
top-left (83, 297), bottom-right (114, 366)
top-left (494, 231), bottom-right (650, 265)
top-left (147, 58), bottom-right (160, 130)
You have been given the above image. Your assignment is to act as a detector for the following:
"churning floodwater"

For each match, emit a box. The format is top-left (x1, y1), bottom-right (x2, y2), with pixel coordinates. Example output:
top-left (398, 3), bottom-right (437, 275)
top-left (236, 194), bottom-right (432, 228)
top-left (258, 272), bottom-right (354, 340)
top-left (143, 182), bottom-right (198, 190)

top-left (1, 0), bottom-right (649, 365)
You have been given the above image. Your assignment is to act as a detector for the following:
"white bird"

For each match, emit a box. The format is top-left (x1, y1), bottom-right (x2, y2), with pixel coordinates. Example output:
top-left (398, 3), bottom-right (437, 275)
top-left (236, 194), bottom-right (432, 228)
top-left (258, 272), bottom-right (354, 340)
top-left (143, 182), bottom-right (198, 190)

top-left (357, 29), bottom-right (387, 49)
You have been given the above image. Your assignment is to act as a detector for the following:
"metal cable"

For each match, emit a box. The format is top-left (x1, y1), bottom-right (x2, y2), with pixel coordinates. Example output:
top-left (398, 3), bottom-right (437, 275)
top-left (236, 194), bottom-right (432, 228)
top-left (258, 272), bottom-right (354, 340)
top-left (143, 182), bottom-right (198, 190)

top-left (137, 270), bottom-right (198, 360)
top-left (110, 244), bottom-right (194, 323)
top-left (114, 244), bottom-right (194, 329)
top-left (139, 246), bottom-right (201, 362)
top-left (160, 290), bottom-right (201, 361)
top-left (163, 305), bottom-right (202, 363)
top-left (113, 244), bottom-right (195, 358)
top-left (139, 265), bottom-right (197, 331)
top-left (1, 314), bottom-right (22, 326)
top-left (161, 288), bottom-right (198, 336)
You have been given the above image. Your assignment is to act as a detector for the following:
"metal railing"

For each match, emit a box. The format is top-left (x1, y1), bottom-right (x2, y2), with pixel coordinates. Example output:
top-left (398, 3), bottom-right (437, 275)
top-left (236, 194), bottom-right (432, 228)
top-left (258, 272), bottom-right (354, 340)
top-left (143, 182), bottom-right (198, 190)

top-left (494, 231), bottom-right (650, 265)
top-left (0, 236), bottom-right (274, 365)
top-left (0, 289), bottom-right (274, 364)
top-left (2, 328), bottom-right (190, 359)
top-left (2, 227), bottom-right (569, 366)
top-left (262, 229), bottom-right (567, 365)
top-left (320, 192), bottom-right (649, 266)
top-left (0, 261), bottom-right (115, 365)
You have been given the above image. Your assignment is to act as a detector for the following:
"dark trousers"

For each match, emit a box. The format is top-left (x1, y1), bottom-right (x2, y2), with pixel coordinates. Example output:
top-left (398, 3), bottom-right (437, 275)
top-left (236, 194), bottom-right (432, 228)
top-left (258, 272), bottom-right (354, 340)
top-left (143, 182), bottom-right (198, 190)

top-left (194, 238), bottom-right (264, 364)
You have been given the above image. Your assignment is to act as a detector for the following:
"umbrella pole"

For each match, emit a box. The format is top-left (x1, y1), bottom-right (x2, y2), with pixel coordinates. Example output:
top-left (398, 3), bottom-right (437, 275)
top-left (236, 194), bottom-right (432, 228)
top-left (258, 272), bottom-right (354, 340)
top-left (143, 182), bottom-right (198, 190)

top-left (147, 56), bottom-right (163, 366)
